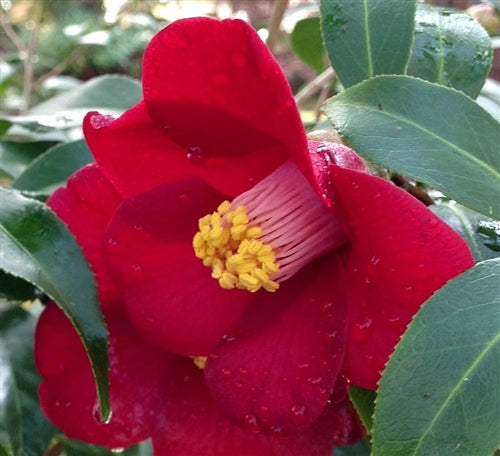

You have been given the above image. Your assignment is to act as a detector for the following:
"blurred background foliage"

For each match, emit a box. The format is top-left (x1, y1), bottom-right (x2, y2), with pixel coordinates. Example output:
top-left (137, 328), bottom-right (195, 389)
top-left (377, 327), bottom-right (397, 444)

top-left (1, 0), bottom-right (499, 116)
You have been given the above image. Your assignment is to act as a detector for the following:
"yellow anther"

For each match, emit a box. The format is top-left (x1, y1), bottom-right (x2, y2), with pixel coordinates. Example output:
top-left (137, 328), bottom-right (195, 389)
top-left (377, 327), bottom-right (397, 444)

top-left (193, 356), bottom-right (207, 369)
top-left (192, 200), bottom-right (280, 293)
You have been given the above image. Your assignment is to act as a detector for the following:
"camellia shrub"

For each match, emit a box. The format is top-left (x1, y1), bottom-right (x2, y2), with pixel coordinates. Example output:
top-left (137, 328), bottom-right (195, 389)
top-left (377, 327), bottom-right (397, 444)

top-left (1, 1), bottom-right (499, 456)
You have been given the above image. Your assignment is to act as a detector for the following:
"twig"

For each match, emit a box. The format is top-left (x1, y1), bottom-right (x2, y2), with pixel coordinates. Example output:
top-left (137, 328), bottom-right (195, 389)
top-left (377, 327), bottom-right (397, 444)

top-left (266, 0), bottom-right (289, 53)
top-left (294, 66), bottom-right (336, 107)
top-left (33, 44), bottom-right (90, 90)
top-left (391, 174), bottom-right (434, 206)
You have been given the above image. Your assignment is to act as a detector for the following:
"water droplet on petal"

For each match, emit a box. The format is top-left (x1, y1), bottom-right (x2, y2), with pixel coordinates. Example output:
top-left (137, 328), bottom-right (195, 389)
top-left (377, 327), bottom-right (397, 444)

top-left (371, 256), bottom-right (381, 266)
top-left (259, 404), bottom-right (269, 415)
top-left (235, 381), bottom-right (244, 391)
top-left (297, 362), bottom-right (309, 370)
top-left (130, 264), bottom-right (143, 278)
top-left (270, 425), bottom-right (283, 435)
top-left (353, 316), bottom-right (374, 341)
top-left (289, 404), bottom-right (307, 426)
top-left (186, 145), bottom-right (206, 166)
top-left (111, 448), bottom-right (125, 454)
top-left (238, 366), bottom-right (248, 375)
top-left (133, 224), bottom-right (143, 231)
top-left (220, 367), bottom-right (232, 378)
top-left (307, 376), bottom-right (323, 385)
top-left (177, 193), bottom-right (191, 205)
top-left (107, 238), bottom-right (118, 247)
top-left (324, 331), bottom-right (338, 344)
top-left (243, 414), bottom-right (260, 433)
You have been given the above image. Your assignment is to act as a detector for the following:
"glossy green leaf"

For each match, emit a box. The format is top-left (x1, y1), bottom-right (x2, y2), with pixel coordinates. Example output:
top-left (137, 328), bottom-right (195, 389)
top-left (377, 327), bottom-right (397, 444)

top-left (407, 4), bottom-right (492, 99)
top-left (320, 0), bottom-right (416, 87)
top-left (372, 259), bottom-right (500, 456)
top-left (325, 75), bottom-right (500, 219)
top-left (0, 303), bottom-right (57, 456)
top-left (28, 75), bottom-right (141, 115)
top-left (349, 385), bottom-right (376, 433)
top-left (0, 141), bottom-right (57, 179)
top-left (291, 17), bottom-right (326, 74)
top-left (333, 440), bottom-right (371, 456)
top-left (432, 202), bottom-right (500, 262)
top-left (0, 188), bottom-right (110, 422)
top-left (13, 139), bottom-right (93, 195)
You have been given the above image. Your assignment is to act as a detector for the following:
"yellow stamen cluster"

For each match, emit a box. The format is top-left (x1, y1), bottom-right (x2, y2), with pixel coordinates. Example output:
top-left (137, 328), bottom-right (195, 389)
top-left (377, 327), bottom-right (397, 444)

top-left (192, 200), bottom-right (280, 293)
top-left (193, 356), bottom-right (207, 370)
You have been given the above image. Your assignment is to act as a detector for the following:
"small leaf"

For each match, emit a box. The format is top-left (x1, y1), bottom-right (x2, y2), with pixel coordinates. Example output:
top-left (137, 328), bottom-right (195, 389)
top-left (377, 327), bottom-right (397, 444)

top-left (407, 4), bottom-right (492, 98)
top-left (0, 188), bottom-right (110, 422)
top-left (320, 0), bottom-right (416, 87)
top-left (325, 75), bottom-right (500, 219)
top-left (372, 259), bottom-right (500, 456)
top-left (334, 440), bottom-right (372, 456)
top-left (13, 139), bottom-right (93, 195)
top-left (349, 385), bottom-right (376, 433)
top-left (290, 17), bottom-right (326, 74)
top-left (0, 141), bottom-right (57, 179)
top-left (28, 75), bottom-right (141, 115)
top-left (432, 202), bottom-right (500, 262)
top-left (0, 304), bottom-right (57, 456)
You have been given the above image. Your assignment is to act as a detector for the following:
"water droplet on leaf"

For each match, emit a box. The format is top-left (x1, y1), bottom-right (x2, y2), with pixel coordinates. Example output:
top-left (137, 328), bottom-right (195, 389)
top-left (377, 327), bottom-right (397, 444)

top-left (92, 402), bottom-right (112, 424)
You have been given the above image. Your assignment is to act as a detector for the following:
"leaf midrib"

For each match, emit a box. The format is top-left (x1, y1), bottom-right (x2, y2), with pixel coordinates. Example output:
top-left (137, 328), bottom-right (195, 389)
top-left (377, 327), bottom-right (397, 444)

top-left (412, 329), bottom-right (500, 455)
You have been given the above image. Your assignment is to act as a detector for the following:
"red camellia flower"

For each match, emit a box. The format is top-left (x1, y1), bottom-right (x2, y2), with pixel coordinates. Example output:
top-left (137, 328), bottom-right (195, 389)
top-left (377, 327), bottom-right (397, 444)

top-left (35, 18), bottom-right (474, 455)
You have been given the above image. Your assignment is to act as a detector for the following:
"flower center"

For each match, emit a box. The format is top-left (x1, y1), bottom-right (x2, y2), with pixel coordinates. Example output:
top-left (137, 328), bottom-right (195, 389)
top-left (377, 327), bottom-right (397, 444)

top-left (192, 161), bottom-right (346, 293)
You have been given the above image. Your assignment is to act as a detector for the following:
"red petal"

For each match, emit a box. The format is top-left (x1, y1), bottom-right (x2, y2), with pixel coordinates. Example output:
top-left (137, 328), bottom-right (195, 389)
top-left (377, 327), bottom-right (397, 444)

top-left (84, 102), bottom-right (288, 198)
top-left (35, 303), bottom-right (170, 449)
top-left (143, 18), bottom-right (308, 190)
top-left (306, 140), bottom-right (368, 209)
top-left (47, 164), bottom-right (122, 309)
top-left (104, 178), bottom-right (252, 355)
top-left (204, 254), bottom-right (349, 434)
top-left (153, 358), bottom-right (340, 456)
top-left (329, 166), bottom-right (474, 389)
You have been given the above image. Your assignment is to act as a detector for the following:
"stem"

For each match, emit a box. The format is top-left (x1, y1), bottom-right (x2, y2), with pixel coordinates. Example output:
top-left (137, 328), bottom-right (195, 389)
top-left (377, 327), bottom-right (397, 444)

top-left (266, 0), bottom-right (289, 53)
top-left (294, 66), bottom-right (336, 107)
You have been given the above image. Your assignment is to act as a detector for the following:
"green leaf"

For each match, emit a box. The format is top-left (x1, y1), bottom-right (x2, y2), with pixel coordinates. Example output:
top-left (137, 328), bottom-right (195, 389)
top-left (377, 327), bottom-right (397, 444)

top-left (0, 303), bottom-right (57, 456)
top-left (407, 4), bottom-right (492, 99)
top-left (333, 440), bottom-right (371, 456)
top-left (13, 139), bottom-right (93, 195)
top-left (432, 202), bottom-right (500, 262)
top-left (28, 75), bottom-right (141, 115)
top-left (372, 259), bottom-right (500, 456)
top-left (320, 0), bottom-right (416, 87)
top-left (0, 141), bottom-right (57, 179)
top-left (291, 17), bottom-right (326, 74)
top-left (349, 385), bottom-right (376, 433)
top-left (0, 188), bottom-right (110, 422)
top-left (325, 75), bottom-right (500, 219)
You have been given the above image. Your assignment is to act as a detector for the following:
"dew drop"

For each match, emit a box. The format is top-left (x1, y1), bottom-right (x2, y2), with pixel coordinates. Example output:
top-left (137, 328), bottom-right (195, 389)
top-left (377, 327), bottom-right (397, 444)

top-left (297, 362), bottom-right (309, 370)
top-left (259, 405), bottom-right (269, 415)
top-left (307, 376), bottom-right (323, 385)
top-left (243, 414), bottom-right (260, 433)
top-left (404, 285), bottom-right (414, 293)
top-left (186, 145), bottom-right (206, 166)
top-left (133, 224), bottom-right (143, 231)
top-left (320, 302), bottom-right (333, 314)
top-left (221, 333), bottom-right (238, 343)
top-left (238, 366), bottom-right (248, 375)
top-left (111, 448), bottom-right (125, 454)
top-left (289, 404), bottom-right (307, 426)
top-left (353, 316), bottom-right (374, 341)
top-left (370, 256), bottom-right (381, 266)
top-left (92, 402), bottom-right (112, 424)
top-left (324, 331), bottom-right (338, 344)
top-left (177, 193), bottom-right (191, 205)
top-left (220, 367), bottom-right (232, 378)
top-left (235, 381), bottom-right (244, 391)
top-left (130, 264), bottom-right (143, 277)
top-left (270, 425), bottom-right (283, 435)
